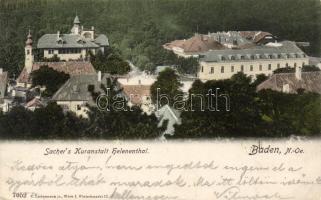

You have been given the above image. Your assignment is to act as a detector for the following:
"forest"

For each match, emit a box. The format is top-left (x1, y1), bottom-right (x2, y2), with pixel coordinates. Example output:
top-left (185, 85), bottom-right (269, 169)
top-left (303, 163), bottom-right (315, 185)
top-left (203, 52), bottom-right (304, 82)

top-left (0, 0), bottom-right (320, 77)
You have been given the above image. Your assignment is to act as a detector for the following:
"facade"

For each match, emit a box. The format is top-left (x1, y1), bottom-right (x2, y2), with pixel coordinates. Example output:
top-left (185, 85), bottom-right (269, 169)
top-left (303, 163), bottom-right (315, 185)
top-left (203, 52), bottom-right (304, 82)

top-left (37, 16), bottom-right (109, 61)
top-left (198, 41), bottom-right (309, 80)
top-left (52, 72), bottom-right (107, 118)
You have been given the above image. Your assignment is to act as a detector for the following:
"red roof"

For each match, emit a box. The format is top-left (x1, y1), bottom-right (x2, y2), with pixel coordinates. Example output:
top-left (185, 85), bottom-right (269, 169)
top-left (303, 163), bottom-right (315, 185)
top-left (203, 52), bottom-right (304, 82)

top-left (25, 97), bottom-right (44, 108)
top-left (164, 34), bottom-right (225, 53)
top-left (17, 61), bottom-right (96, 84)
top-left (120, 84), bottom-right (151, 105)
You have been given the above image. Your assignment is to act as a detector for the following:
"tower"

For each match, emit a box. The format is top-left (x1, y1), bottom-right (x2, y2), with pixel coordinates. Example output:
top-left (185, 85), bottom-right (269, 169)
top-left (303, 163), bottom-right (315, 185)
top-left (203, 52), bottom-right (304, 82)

top-left (71, 15), bottom-right (81, 35)
top-left (25, 30), bottom-right (34, 73)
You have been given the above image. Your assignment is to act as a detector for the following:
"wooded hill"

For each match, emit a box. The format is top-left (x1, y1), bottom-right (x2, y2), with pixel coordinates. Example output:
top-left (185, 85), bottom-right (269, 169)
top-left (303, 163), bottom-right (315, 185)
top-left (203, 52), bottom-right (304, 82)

top-left (0, 0), bottom-right (320, 76)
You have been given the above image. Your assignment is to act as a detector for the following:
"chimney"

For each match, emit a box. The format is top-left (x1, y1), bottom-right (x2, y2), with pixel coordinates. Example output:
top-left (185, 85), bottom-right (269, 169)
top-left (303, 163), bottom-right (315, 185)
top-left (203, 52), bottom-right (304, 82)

top-left (91, 26), bottom-right (94, 31)
top-left (295, 66), bottom-right (302, 80)
top-left (0, 68), bottom-right (3, 75)
top-left (57, 31), bottom-right (60, 39)
top-left (97, 71), bottom-right (102, 82)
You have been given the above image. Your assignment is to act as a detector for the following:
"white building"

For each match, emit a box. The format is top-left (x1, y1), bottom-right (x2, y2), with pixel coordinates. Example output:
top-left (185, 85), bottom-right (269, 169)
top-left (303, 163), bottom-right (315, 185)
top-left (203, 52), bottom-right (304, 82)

top-left (198, 41), bottom-right (309, 80)
top-left (37, 16), bottom-right (109, 61)
top-left (52, 72), bottom-right (107, 118)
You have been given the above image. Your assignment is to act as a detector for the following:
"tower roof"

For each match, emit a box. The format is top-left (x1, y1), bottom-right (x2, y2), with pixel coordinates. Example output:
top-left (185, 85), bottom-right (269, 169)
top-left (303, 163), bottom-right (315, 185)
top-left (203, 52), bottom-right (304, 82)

top-left (25, 30), bottom-right (33, 46)
top-left (74, 15), bottom-right (80, 24)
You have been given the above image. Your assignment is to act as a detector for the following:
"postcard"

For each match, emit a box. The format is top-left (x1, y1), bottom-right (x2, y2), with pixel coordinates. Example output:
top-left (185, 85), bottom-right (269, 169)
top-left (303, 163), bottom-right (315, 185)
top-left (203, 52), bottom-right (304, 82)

top-left (0, 0), bottom-right (321, 199)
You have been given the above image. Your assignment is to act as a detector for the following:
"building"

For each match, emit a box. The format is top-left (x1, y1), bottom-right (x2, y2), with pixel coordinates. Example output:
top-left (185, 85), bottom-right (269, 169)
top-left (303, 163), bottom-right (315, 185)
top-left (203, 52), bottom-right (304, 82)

top-left (117, 73), bottom-right (156, 114)
top-left (163, 34), bottom-right (225, 57)
top-left (257, 67), bottom-right (321, 94)
top-left (155, 104), bottom-right (181, 139)
top-left (309, 57), bottom-right (321, 69)
top-left (25, 97), bottom-right (44, 111)
top-left (52, 72), bottom-right (107, 118)
top-left (198, 41), bottom-right (308, 80)
top-left (17, 30), bottom-right (97, 88)
top-left (0, 68), bottom-right (9, 112)
top-left (37, 16), bottom-right (109, 61)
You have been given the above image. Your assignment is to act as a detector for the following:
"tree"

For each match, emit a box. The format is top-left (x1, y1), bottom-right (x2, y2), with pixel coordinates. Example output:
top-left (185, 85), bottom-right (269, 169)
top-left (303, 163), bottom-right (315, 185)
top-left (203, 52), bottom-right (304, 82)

top-left (31, 65), bottom-right (70, 96)
top-left (85, 77), bottom-right (166, 139)
top-left (90, 48), bottom-right (130, 75)
top-left (252, 74), bottom-right (268, 87)
top-left (150, 68), bottom-right (183, 107)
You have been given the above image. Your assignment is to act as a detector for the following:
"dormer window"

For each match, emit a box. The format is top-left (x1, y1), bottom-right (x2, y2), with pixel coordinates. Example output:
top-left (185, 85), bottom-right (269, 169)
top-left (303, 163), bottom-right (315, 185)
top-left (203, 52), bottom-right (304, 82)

top-left (250, 55), bottom-right (255, 60)
top-left (230, 56), bottom-right (235, 60)
top-left (221, 56), bottom-right (226, 61)
top-left (56, 38), bottom-right (64, 44)
top-left (278, 54), bottom-right (282, 59)
top-left (268, 55), bottom-right (273, 59)
top-left (259, 55), bottom-right (264, 59)
top-left (240, 56), bottom-right (245, 60)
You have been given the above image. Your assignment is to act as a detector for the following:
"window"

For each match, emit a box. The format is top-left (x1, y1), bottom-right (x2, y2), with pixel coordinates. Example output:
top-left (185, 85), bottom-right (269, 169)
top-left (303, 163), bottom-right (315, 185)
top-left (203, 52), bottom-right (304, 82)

top-left (250, 65), bottom-right (253, 71)
top-left (294, 63), bottom-right (297, 67)
top-left (48, 49), bottom-right (54, 54)
top-left (251, 55), bottom-right (255, 60)
top-left (27, 50), bottom-right (30, 55)
top-left (77, 105), bottom-right (81, 111)
top-left (210, 67), bottom-right (214, 74)
top-left (282, 84), bottom-right (290, 93)
top-left (221, 56), bottom-right (226, 61)
top-left (231, 66), bottom-right (234, 72)
top-left (259, 55), bottom-right (264, 59)
top-left (241, 56), bottom-right (245, 60)
top-left (201, 66), bottom-right (204, 73)
top-left (278, 54), bottom-right (281, 59)
top-left (241, 65), bottom-right (244, 72)
top-left (286, 63), bottom-right (289, 67)
top-left (221, 66), bottom-right (224, 73)
top-left (58, 48), bottom-right (81, 54)
top-left (231, 56), bottom-right (235, 60)
top-left (259, 65), bottom-right (262, 71)
top-left (302, 62), bottom-right (305, 67)
top-left (268, 55), bottom-right (273, 59)
top-left (277, 63), bottom-right (280, 68)
top-left (268, 64), bottom-right (272, 70)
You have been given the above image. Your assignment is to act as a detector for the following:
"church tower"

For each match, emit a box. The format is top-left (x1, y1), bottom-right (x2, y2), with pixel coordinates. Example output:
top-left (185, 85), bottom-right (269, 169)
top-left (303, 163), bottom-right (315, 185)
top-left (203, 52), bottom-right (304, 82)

top-left (71, 15), bottom-right (81, 35)
top-left (25, 30), bottom-right (34, 73)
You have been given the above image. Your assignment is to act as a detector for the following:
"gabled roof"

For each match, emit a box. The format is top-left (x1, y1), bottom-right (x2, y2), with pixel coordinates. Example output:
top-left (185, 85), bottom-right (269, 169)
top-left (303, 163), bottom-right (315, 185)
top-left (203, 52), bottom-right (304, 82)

top-left (257, 71), bottom-right (321, 94)
top-left (164, 34), bottom-right (225, 53)
top-left (25, 97), bottom-right (44, 108)
top-left (94, 34), bottom-right (109, 46)
top-left (17, 61), bottom-right (96, 84)
top-left (52, 73), bottom-right (107, 102)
